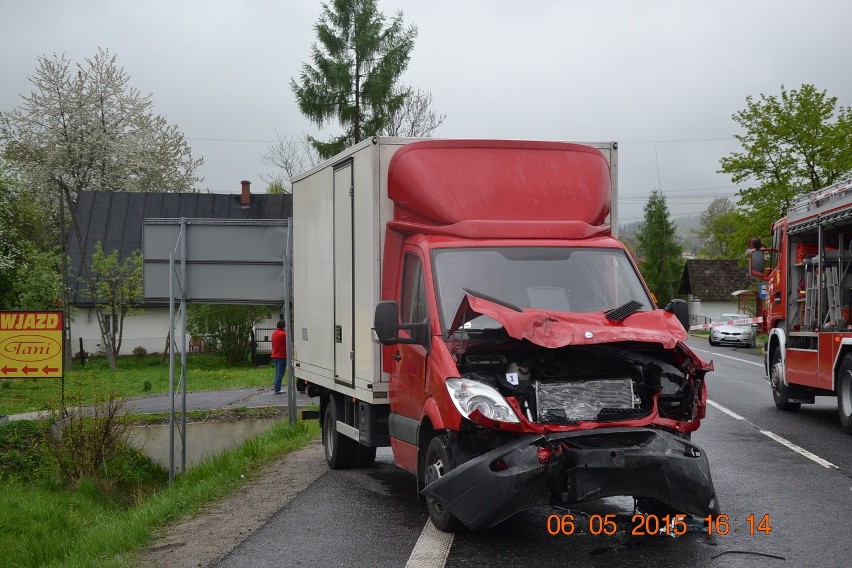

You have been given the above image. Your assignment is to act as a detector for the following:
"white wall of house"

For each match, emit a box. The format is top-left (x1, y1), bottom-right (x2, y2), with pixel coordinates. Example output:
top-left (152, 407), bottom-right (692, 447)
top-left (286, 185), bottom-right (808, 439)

top-left (685, 295), bottom-right (743, 327)
top-left (69, 305), bottom-right (285, 357)
top-left (69, 307), bottom-right (173, 356)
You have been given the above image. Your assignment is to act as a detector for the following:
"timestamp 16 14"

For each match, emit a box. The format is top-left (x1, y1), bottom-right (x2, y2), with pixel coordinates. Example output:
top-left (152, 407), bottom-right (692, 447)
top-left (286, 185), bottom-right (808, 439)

top-left (704, 514), bottom-right (772, 535)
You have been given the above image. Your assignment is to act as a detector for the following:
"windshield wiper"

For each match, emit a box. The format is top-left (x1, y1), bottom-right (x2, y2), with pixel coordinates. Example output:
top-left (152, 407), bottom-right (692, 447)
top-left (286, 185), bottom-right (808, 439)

top-left (604, 300), bottom-right (643, 322)
top-left (463, 288), bottom-right (523, 312)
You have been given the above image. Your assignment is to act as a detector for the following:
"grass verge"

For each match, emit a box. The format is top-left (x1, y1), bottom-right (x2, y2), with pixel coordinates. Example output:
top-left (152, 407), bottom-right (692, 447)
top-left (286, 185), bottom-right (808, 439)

top-left (0, 417), bottom-right (320, 568)
top-left (0, 353), bottom-right (273, 416)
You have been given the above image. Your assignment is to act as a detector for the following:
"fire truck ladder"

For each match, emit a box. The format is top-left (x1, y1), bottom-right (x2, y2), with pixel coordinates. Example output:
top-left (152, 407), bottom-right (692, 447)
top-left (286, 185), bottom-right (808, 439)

top-left (825, 265), bottom-right (842, 327)
top-left (804, 264), bottom-right (819, 329)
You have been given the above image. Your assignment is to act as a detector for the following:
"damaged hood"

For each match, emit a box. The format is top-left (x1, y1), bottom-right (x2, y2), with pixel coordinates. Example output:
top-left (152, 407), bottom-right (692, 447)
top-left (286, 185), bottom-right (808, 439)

top-left (449, 293), bottom-right (687, 350)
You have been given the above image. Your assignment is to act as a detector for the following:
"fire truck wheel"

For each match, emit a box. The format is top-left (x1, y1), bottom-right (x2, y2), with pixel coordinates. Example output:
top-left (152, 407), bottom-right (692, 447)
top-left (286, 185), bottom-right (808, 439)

top-left (837, 355), bottom-right (852, 434)
top-left (323, 396), bottom-right (358, 469)
top-left (423, 436), bottom-right (463, 532)
top-left (770, 349), bottom-right (801, 412)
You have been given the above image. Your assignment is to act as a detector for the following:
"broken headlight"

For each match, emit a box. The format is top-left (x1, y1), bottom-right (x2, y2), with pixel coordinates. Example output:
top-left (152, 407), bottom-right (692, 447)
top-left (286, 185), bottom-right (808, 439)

top-left (445, 378), bottom-right (520, 423)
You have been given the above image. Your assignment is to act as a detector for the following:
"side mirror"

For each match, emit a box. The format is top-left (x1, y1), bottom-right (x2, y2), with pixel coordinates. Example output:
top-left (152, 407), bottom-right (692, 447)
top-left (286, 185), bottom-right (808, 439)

top-left (749, 250), bottom-right (765, 278)
top-left (373, 301), bottom-right (431, 351)
top-left (665, 298), bottom-right (689, 331)
top-left (373, 301), bottom-right (400, 345)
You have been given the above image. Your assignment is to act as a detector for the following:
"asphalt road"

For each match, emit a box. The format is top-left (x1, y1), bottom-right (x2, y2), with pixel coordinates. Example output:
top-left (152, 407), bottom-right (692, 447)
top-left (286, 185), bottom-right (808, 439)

top-left (216, 338), bottom-right (852, 567)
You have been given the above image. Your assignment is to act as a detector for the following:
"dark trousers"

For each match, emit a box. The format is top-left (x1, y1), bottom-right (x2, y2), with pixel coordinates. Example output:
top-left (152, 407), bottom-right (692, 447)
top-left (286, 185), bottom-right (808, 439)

top-left (273, 357), bottom-right (287, 392)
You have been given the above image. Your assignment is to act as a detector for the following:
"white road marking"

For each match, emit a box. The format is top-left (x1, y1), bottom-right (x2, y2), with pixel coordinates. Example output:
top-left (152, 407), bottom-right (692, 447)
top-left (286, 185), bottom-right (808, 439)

top-left (692, 347), bottom-right (764, 367)
top-left (759, 430), bottom-right (839, 469)
top-left (707, 399), bottom-right (839, 470)
top-left (706, 399), bottom-right (745, 420)
top-left (405, 520), bottom-right (454, 568)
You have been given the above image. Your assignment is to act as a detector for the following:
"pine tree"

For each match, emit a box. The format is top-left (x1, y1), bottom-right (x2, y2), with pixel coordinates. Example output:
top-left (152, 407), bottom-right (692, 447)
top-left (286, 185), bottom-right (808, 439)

top-left (636, 190), bottom-right (684, 306)
top-left (291, 0), bottom-right (417, 159)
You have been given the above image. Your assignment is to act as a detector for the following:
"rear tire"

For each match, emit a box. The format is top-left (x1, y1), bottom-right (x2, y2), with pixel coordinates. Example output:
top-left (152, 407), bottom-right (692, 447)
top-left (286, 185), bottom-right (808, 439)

top-left (770, 348), bottom-right (801, 412)
top-left (323, 396), bottom-right (358, 469)
top-left (837, 355), bottom-right (852, 434)
top-left (423, 436), bottom-right (463, 533)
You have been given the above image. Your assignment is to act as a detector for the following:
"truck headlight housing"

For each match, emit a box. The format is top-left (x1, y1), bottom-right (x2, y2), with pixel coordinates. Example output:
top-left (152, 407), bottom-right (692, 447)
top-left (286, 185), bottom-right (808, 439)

top-left (445, 378), bottom-right (520, 423)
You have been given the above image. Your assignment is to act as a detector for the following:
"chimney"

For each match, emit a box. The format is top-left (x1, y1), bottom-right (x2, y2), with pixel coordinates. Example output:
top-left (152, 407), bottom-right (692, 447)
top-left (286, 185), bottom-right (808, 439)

top-left (240, 180), bottom-right (251, 208)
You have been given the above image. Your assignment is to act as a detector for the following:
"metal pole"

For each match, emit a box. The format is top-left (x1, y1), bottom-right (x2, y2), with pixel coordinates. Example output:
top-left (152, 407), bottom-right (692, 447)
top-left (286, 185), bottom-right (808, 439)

top-left (180, 217), bottom-right (187, 472)
top-left (284, 219), bottom-right (296, 425)
top-left (168, 251), bottom-right (175, 483)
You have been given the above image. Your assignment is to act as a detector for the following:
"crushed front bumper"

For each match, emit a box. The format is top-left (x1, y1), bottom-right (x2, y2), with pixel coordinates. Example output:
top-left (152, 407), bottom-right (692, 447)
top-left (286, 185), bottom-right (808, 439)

top-left (420, 428), bottom-right (716, 531)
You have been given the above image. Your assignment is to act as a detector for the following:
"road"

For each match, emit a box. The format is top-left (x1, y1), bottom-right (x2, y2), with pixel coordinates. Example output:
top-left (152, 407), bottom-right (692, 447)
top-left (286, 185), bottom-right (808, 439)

top-left (216, 337), bottom-right (852, 567)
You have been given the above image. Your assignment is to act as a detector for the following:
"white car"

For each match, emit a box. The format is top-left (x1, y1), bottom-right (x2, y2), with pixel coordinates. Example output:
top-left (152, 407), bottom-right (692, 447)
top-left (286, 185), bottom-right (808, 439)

top-left (709, 313), bottom-right (756, 348)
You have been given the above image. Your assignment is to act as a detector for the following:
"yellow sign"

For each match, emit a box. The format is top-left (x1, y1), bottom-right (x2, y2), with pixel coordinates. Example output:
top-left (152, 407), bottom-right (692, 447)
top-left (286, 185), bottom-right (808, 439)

top-left (0, 311), bottom-right (63, 378)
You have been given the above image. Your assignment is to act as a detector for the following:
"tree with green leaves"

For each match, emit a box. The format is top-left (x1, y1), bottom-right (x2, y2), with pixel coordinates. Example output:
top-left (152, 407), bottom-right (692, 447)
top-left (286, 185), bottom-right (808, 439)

top-left (636, 190), bottom-right (683, 306)
top-left (186, 305), bottom-right (269, 365)
top-left (695, 197), bottom-right (738, 259)
top-left (291, 0), bottom-right (418, 159)
top-left (0, 161), bottom-right (62, 310)
top-left (720, 84), bottom-right (852, 243)
top-left (85, 242), bottom-right (144, 367)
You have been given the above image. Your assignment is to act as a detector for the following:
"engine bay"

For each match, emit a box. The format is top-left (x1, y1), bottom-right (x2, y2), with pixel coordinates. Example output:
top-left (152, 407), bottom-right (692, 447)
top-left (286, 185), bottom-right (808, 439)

top-left (457, 342), bottom-right (698, 426)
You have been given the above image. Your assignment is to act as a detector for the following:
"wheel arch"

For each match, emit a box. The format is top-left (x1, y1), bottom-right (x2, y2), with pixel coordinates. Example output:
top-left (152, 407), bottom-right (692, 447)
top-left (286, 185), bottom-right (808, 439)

top-left (417, 416), bottom-right (437, 487)
top-left (832, 340), bottom-right (852, 392)
top-left (767, 327), bottom-right (786, 384)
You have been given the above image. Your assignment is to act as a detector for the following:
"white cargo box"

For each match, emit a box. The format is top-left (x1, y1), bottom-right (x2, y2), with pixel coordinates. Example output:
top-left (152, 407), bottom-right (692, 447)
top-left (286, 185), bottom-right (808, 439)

top-left (292, 137), bottom-right (412, 404)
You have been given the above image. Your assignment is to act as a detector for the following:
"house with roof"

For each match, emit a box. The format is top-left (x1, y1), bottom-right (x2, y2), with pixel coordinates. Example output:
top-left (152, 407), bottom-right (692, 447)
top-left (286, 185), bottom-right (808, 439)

top-left (66, 182), bottom-right (291, 356)
top-left (678, 259), bottom-right (754, 326)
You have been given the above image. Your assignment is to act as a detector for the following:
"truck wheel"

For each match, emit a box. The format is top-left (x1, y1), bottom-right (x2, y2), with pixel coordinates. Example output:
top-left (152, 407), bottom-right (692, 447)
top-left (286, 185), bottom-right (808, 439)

top-left (423, 436), bottom-right (463, 532)
top-left (323, 396), bottom-right (357, 469)
top-left (769, 348), bottom-right (800, 412)
top-left (837, 355), bottom-right (852, 434)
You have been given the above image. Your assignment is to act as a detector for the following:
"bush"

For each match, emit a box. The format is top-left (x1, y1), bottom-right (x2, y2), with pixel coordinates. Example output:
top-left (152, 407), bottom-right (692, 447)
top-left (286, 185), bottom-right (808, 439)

top-left (47, 393), bottom-right (135, 483)
top-left (132, 346), bottom-right (148, 359)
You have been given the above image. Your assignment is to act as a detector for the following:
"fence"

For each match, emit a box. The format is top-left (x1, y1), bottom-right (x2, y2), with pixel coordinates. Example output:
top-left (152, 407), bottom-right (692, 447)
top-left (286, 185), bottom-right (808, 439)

top-left (72, 331), bottom-right (274, 366)
top-left (71, 335), bottom-right (218, 361)
top-left (251, 328), bottom-right (275, 366)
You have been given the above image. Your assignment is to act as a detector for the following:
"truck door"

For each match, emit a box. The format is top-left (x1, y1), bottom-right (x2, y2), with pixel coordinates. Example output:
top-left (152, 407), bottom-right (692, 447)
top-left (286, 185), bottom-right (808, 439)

top-left (391, 251), bottom-right (429, 421)
top-left (334, 161), bottom-right (354, 388)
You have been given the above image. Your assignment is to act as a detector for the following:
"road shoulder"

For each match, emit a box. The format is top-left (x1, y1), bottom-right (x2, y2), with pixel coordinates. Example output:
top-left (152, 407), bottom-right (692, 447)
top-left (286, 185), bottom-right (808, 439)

top-left (139, 439), bottom-right (326, 568)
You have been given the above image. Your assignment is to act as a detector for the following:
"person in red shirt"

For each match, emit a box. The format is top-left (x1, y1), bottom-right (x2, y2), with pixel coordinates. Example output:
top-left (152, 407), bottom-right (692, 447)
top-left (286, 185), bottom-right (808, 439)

top-left (271, 319), bottom-right (287, 393)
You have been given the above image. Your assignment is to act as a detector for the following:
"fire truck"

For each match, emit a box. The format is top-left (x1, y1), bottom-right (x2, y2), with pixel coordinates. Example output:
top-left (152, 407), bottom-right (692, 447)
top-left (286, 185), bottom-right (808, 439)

top-left (748, 178), bottom-right (852, 433)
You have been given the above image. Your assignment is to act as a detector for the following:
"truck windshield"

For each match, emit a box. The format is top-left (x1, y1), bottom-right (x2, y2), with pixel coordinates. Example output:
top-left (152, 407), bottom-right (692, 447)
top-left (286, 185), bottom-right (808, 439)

top-left (431, 246), bottom-right (654, 331)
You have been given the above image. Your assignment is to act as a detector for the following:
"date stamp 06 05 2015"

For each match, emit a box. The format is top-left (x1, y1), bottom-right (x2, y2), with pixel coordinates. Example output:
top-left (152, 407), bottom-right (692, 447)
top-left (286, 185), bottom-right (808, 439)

top-left (546, 513), bottom-right (772, 537)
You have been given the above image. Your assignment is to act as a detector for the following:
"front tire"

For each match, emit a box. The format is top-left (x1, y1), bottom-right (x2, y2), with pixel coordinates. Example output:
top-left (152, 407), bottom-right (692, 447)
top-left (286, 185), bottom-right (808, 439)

top-left (323, 396), bottom-right (358, 469)
top-left (837, 355), bottom-right (852, 434)
top-left (770, 348), bottom-right (801, 412)
top-left (423, 436), bottom-right (463, 532)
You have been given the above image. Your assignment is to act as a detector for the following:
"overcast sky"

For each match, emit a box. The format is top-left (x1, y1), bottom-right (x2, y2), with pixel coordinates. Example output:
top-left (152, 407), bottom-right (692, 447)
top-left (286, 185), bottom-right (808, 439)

top-left (3, 0), bottom-right (852, 223)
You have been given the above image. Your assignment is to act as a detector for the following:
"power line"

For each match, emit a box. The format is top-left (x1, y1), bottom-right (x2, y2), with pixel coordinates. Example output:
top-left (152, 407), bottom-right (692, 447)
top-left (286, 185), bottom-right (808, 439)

top-left (187, 136), bottom-right (277, 143)
top-left (620, 137), bottom-right (737, 144)
top-left (621, 184), bottom-right (742, 196)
